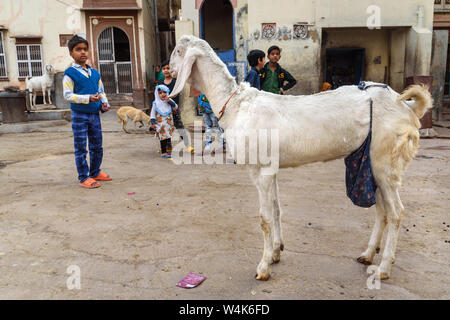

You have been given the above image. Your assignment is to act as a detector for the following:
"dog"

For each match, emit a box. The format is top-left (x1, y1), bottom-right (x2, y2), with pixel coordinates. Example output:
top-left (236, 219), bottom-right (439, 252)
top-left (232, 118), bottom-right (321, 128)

top-left (117, 106), bottom-right (151, 133)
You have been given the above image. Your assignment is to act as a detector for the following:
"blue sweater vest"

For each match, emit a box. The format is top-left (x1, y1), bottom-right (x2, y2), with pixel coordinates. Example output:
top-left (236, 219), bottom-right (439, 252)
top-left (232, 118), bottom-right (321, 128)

top-left (64, 67), bottom-right (102, 114)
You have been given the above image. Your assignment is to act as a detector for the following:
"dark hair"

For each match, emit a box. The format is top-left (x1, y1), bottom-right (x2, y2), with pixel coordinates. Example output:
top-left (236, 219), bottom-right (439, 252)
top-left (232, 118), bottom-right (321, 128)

top-left (68, 35), bottom-right (89, 52)
top-left (267, 45), bottom-right (281, 55)
top-left (161, 60), bottom-right (170, 68)
top-left (247, 50), bottom-right (265, 67)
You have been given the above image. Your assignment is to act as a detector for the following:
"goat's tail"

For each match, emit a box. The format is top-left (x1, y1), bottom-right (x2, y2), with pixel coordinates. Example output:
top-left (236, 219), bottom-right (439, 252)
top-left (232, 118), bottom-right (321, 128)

top-left (397, 84), bottom-right (433, 119)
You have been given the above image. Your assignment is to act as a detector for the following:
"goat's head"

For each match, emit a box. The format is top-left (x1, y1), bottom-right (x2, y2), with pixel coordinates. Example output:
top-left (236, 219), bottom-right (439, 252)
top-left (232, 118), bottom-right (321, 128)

top-left (45, 64), bottom-right (55, 75)
top-left (169, 35), bottom-right (207, 98)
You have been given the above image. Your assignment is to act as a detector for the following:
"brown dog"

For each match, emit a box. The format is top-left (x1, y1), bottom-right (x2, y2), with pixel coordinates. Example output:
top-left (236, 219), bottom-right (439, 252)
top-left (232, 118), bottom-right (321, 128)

top-left (117, 106), bottom-right (151, 133)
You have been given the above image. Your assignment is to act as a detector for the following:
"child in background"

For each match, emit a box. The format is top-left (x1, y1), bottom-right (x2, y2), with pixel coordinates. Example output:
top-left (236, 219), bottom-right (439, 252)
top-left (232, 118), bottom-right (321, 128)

top-left (151, 85), bottom-right (177, 159)
top-left (197, 93), bottom-right (226, 154)
top-left (158, 60), bottom-right (195, 154)
top-left (260, 45), bottom-right (297, 94)
top-left (245, 49), bottom-right (265, 90)
top-left (155, 65), bottom-right (165, 83)
top-left (63, 35), bottom-right (112, 189)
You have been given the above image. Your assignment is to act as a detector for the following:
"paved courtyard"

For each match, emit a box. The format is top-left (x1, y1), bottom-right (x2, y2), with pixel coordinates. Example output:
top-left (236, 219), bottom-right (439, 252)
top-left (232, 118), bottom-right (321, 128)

top-left (0, 112), bottom-right (449, 299)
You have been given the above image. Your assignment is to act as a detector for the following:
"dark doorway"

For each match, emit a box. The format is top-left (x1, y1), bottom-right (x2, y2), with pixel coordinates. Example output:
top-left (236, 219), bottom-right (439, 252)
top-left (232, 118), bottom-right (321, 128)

top-left (200, 0), bottom-right (236, 76)
top-left (325, 48), bottom-right (365, 88)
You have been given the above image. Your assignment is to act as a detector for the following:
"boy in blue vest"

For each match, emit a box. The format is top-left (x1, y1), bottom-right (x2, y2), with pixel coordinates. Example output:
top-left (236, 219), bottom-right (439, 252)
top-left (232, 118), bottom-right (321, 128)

top-left (245, 49), bottom-right (265, 90)
top-left (63, 35), bottom-right (112, 189)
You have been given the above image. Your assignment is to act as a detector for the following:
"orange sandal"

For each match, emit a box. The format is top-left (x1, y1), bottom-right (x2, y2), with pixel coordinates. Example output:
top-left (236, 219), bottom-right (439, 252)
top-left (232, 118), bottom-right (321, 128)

top-left (93, 172), bottom-right (112, 181)
top-left (80, 178), bottom-right (101, 189)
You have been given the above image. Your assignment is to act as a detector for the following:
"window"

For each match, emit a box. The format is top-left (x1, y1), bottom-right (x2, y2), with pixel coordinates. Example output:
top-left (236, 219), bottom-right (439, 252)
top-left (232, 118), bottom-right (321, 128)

top-left (15, 44), bottom-right (43, 78)
top-left (435, 0), bottom-right (450, 10)
top-left (0, 31), bottom-right (7, 78)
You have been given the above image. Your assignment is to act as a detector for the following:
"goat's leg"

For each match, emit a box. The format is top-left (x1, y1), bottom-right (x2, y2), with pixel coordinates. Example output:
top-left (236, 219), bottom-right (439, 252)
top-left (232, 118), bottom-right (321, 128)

top-left (377, 184), bottom-right (404, 280)
top-left (48, 88), bottom-right (52, 105)
top-left (357, 188), bottom-right (387, 265)
top-left (250, 168), bottom-right (276, 280)
top-left (33, 92), bottom-right (37, 109)
top-left (28, 90), bottom-right (34, 110)
top-left (271, 176), bottom-right (284, 264)
top-left (42, 87), bottom-right (47, 105)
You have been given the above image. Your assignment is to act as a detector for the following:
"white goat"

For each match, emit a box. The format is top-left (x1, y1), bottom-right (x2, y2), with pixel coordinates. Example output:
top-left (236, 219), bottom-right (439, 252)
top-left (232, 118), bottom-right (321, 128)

top-left (25, 64), bottom-right (55, 110)
top-left (169, 35), bottom-right (432, 281)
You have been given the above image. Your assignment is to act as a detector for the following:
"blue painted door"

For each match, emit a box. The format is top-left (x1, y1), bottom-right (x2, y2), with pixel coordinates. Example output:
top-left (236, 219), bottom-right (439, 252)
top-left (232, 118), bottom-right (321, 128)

top-left (216, 49), bottom-right (236, 77)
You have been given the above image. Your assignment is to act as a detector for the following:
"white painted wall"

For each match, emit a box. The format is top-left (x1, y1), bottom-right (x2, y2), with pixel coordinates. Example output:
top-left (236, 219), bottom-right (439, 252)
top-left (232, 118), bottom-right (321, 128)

top-left (0, 0), bottom-right (85, 90)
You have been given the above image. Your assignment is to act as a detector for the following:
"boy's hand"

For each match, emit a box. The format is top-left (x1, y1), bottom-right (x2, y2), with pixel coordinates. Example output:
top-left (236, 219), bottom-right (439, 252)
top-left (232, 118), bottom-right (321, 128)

top-left (90, 94), bottom-right (101, 102)
top-left (101, 103), bottom-right (110, 112)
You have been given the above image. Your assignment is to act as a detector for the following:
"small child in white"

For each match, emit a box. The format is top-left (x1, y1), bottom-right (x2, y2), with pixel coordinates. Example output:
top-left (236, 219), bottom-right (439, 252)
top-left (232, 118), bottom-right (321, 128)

top-left (151, 85), bottom-right (178, 159)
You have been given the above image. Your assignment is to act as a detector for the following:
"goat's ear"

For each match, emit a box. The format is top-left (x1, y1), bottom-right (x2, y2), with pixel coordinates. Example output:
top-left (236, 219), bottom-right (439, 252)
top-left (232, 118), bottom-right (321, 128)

top-left (170, 47), bottom-right (202, 98)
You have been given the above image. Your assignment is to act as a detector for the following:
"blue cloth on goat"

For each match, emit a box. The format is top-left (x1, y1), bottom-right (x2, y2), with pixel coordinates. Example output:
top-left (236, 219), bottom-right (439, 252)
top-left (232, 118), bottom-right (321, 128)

top-left (344, 99), bottom-right (377, 208)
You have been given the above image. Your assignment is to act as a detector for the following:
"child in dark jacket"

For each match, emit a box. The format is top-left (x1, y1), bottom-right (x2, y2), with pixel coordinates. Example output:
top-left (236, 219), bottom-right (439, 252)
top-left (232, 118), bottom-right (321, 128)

top-left (63, 35), bottom-right (112, 189)
top-left (260, 45), bottom-right (297, 94)
top-left (245, 50), bottom-right (265, 90)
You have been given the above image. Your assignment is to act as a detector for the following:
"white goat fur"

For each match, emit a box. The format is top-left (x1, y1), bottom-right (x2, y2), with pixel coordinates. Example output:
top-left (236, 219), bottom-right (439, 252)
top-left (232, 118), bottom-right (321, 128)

top-left (169, 35), bottom-right (433, 281)
top-left (25, 64), bottom-right (55, 110)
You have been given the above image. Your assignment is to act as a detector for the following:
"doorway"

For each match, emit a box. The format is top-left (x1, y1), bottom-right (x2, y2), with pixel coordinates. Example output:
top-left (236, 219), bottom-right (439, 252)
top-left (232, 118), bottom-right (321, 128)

top-left (325, 48), bottom-right (365, 89)
top-left (97, 27), bottom-right (133, 94)
top-left (200, 0), bottom-right (236, 77)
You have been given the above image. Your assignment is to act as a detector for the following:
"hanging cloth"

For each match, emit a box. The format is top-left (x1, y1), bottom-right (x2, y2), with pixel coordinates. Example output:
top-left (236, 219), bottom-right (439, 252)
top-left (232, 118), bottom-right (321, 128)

top-left (344, 81), bottom-right (388, 208)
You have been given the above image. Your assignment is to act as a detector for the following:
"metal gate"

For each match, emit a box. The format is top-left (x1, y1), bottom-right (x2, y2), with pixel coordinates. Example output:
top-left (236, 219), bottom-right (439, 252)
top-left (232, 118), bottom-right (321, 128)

top-left (97, 27), bottom-right (133, 94)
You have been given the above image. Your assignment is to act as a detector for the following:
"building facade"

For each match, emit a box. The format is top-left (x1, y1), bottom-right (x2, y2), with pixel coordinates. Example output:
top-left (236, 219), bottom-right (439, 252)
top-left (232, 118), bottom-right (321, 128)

top-left (175, 0), bottom-right (434, 125)
top-left (432, 0), bottom-right (450, 120)
top-left (0, 0), bottom-right (159, 108)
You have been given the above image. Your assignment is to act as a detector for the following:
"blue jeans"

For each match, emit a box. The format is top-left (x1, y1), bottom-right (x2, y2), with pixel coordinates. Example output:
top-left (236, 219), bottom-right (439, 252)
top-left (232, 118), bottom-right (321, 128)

top-left (202, 112), bottom-right (225, 148)
top-left (71, 110), bottom-right (103, 183)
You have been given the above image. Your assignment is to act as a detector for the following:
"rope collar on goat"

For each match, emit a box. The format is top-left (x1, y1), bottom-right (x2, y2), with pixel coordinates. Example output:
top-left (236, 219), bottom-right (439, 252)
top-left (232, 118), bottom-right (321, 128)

top-left (218, 87), bottom-right (239, 121)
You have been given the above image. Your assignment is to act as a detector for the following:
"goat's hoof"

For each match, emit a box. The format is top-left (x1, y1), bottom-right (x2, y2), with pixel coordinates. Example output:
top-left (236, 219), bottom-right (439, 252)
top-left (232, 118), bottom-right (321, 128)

top-left (272, 257), bottom-right (280, 264)
top-left (280, 243), bottom-right (285, 251)
top-left (272, 249), bottom-right (281, 264)
top-left (357, 256), bottom-right (372, 265)
top-left (255, 273), bottom-right (270, 281)
top-left (375, 247), bottom-right (380, 254)
top-left (379, 272), bottom-right (390, 280)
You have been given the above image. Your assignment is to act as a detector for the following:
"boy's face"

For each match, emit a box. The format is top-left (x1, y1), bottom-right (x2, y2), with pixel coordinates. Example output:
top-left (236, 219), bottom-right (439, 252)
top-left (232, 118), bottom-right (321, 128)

top-left (162, 65), bottom-right (171, 78)
top-left (268, 49), bottom-right (281, 64)
top-left (257, 57), bottom-right (266, 69)
top-left (70, 42), bottom-right (89, 64)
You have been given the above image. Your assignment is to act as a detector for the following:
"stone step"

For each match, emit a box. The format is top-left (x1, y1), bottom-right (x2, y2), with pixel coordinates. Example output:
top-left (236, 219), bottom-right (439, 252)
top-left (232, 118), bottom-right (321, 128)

top-left (442, 109), bottom-right (450, 121)
top-left (0, 109), bottom-right (71, 123)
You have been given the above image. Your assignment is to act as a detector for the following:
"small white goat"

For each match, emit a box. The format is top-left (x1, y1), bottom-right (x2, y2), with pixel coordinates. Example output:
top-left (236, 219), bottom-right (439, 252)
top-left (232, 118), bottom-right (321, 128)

top-left (169, 35), bottom-right (433, 281)
top-left (25, 64), bottom-right (55, 110)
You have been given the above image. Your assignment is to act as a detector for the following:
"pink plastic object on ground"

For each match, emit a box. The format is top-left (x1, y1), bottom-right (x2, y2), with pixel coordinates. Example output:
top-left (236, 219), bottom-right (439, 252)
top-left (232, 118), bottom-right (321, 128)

top-left (176, 273), bottom-right (207, 288)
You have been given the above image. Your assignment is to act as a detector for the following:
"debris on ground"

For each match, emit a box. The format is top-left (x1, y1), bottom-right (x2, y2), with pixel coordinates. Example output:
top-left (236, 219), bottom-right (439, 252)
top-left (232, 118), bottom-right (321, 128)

top-left (176, 273), bottom-right (207, 289)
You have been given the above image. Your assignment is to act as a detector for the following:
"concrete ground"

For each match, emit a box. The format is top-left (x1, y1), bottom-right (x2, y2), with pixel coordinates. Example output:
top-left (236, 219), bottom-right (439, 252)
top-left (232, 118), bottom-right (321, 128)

top-left (0, 112), bottom-right (449, 300)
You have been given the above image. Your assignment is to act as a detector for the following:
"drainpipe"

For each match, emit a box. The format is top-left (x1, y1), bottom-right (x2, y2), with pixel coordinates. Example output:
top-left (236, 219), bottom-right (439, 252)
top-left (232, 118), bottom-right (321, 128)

top-left (416, 5), bottom-right (424, 29)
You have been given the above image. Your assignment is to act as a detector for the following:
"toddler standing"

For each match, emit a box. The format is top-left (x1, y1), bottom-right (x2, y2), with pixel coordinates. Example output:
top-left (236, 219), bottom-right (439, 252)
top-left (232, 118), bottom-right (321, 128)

top-left (151, 85), bottom-right (178, 159)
